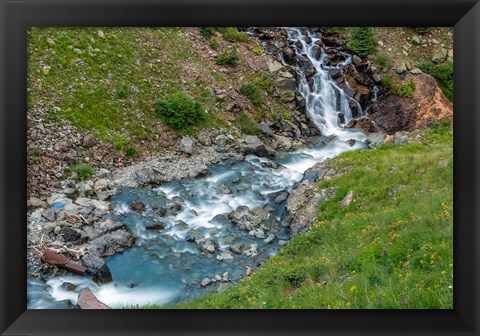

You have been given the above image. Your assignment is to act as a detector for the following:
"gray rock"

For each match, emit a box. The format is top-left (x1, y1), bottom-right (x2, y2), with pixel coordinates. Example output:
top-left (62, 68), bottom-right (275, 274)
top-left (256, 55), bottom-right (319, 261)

top-left (28, 197), bottom-right (47, 209)
top-left (411, 36), bottom-right (421, 44)
top-left (230, 243), bottom-right (245, 254)
top-left (340, 190), bottom-right (354, 207)
top-left (217, 283), bottom-right (232, 292)
top-left (89, 230), bottom-right (135, 257)
top-left (372, 74), bottom-right (382, 83)
top-left (216, 252), bottom-right (234, 261)
top-left (94, 179), bottom-right (109, 191)
top-left (186, 229), bottom-right (203, 243)
top-left (82, 253), bottom-right (113, 284)
top-left (202, 239), bottom-right (217, 254)
top-left (179, 136), bottom-right (194, 154)
top-left (274, 191), bottom-right (289, 204)
top-left (260, 122), bottom-right (273, 136)
top-left (410, 67), bottom-right (423, 75)
top-left (396, 63), bottom-right (407, 74)
top-left (96, 190), bottom-right (111, 201)
top-left (63, 188), bottom-right (78, 198)
top-left (254, 229), bottom-right (265, 239)
top-left (352, 55), bottom-right (362, 65)
top-left (97, 168), bottom-right (110, 178)
top-left (432, 48), bottom-right (448, 63)
top-left (75, 198), bottom-right (111, 211)
top-left (214, 135), bottom-right (228, 146)
top-left (200, 278), bottom-right (212, 287)
top-left (264, 233), bottom-right (275, 244)
top-left (82, 134), bottom-right (96, 148)
top-left (222, 272), bottom-right (231, 282)
top-left (41, 209), bottom-right (56, 222)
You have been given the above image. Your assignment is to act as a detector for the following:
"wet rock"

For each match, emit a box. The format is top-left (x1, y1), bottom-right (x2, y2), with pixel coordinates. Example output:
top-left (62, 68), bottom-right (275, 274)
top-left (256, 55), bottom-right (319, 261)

top-left (82, 252), bottom-right (113, 284)
top-left (347, 117), bottom-right (378, 133)
top-left (273, 134), bottom-right (292, 150)
top-left (296, 55), bottom-right (315, 78)
top-left (179, 136), bottom-right (194, 154)
top-left (244, 244), bottom-right (259, 257)
top-left (282, 47), bottom-right (295, 64)
top-left (82, 134), bottom-right (96, 148)
top-left (202, 239), bottom-right (217, 254)
top-left (328, 68), bottom-right (342, 79)
top-left (264, 233), bottom-right (275, 244)
top-left (222, 272), bottom-right (231, 282)
top-left (128, 201), bottom-right (145, 212)
top-left (200, 278), bottom-right (212, 287)
top-left (216, 252), bottom-right (234, 261)
top-left (240, 135), bottom-right (276, 158)
top-left (76, 288), bottom-right (110, 309)
top-left (230, 243), bottom-right (245, 254)
top-left (146, 223), bottom-right (165, 230)
top-left (186, 229), bottom-right (203, 243)
top-left (254, 229), bottom-right (266, 239)
top-left (274, 191), bottom-right (289, 204)
top-left (61, 282), bottom-right (76, 291)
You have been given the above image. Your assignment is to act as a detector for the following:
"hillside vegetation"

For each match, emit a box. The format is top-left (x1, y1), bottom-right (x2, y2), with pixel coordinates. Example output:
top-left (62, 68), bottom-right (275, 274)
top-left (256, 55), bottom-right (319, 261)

top-left (164, 124), bottom-right (453, 309)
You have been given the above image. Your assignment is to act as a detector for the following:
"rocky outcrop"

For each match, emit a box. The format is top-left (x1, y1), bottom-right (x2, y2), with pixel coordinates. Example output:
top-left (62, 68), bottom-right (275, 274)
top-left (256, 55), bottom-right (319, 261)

top-left (368, 74), bottom-right (453, 134)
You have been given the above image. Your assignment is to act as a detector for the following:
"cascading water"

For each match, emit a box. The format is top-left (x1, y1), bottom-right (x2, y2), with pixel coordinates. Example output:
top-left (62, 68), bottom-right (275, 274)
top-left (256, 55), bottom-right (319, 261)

top-left (285, 28), bottom-right (363, 136)
top-left (27, 27), bottom-right (370, 309)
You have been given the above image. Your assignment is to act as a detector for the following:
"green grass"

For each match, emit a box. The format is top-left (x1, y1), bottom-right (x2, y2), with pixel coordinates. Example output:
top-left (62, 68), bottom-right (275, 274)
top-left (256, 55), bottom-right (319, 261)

top-left (373, 53), bottom-right (392, 70)
top-left (27, 27), bottom-right (222, 146)
top-left (216, 46), bottom-right (239, 66)
top-left (218, 27), bottom-right (249, 42)
top-left (238, 114), bottom-right (261, 135)
top-left (68, 163), bottom-right (96, 181)
top-left (240, 83), bottom-right (264, 107)
top-left (167, 126), bottom-right (453, 309)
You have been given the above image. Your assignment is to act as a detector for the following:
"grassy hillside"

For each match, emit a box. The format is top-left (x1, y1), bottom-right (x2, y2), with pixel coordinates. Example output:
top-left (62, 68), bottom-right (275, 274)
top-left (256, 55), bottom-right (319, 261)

top-left (165, 124), bottom-right (453, 309)
top-left (27, 27), bottom-right (290, 156)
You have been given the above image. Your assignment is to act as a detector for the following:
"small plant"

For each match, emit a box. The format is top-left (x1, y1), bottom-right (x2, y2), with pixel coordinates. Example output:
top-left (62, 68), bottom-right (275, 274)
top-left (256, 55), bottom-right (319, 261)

top-left (218, 27), bottom-right (249, 42)
top-left (125, 146), bottom-right (137, 157)
top-left (69, 163), bottom-right (95, 181)
top-left (210, 36), bottom-right (219, 49)
top-left (216, 46), bottom-right (239, 66)
top-left (373, 53), bottom-right (391, 70)
top-left (252, 46), bottom-right (263, 55)
top-left (396, 79), bottom-right (416, 98)
top-left (238, 114), bottom-right (261, 135)
top-left (255, 73), bottom-right (273, 94)
top-left (155, 91), bottom-right (207, 131)
top-left (414, 27), bottom-right (431, 34)
top-left (199, 27), bottom-right (213, 38)
top-left (116, 85), bottom-right (128, 99)
top-left (31, 148), bottom-right (41, 157)
top-left (380, 75), bottom-right (394, 90)
top-left (240, 83), bottom-right (264, 107)
top-left (348, 27), bottom-right (376, 57)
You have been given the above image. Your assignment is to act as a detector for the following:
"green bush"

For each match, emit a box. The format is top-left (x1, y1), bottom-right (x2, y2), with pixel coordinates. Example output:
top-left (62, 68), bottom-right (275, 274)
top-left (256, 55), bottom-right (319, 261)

top-left (199, 27), bottom-right (213, 38)
top-left (238, 114), bottom-right (261, 135)
top-left (418, 61), bottom-right (453, 101)
top-left (216, 46), bottom-right (239, 66)
top-left (218, 27), bottom-right (249, 42)
top-left (373, 53), bottom-right (391, 70)
top-left (155, 92), bottom-right (207, 131)
top-left (255, 73), bottom-right (273, 93)
top-left (380, 75), bottom-right (393, 89)
top-left (69, 163), bottom-right (95, 181)
top-left (415, 27), bottom-right (431, 34)
top-left (240, 83), bottom-right (264, 106)
top-left (397, 79), bottom-right (416, 98)
top-left (348, 27), bottom-right (376, 57)
top-left (210, 36), bottom-right (219, 49)
top-left (125, 146), bottom-right (137, 157)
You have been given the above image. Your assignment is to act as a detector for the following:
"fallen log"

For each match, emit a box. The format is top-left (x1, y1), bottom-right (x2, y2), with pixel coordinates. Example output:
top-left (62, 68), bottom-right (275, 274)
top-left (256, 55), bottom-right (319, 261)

top-left (42, 249), bottom-right (86, 275)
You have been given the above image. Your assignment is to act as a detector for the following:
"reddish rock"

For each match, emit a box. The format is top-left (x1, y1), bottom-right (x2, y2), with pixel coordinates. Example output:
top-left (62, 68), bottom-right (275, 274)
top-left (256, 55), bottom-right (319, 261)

top-left (369, 74), bottom-right (453, 134)
top-left (76, 288), bottom-right (110, 309)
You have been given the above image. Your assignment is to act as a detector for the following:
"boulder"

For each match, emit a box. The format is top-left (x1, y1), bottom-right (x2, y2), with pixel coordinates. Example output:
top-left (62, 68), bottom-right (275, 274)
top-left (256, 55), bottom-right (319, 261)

top-left (82, 134), bottom-right (96, 148)
top-left (81, 253), bottom-right (113, 284)
top-left (352, 55), bottom-right (362, 65)
top-left (230, 243), bottom-right (245, 254)
top-left (260, 122), bottom-right (273, 136)
top-left (282, 47), bottom-right (295, 64)
top-left (76, 288), bottom-right (110, 309)
top-left (346, 117), bottom-right (378, 133)
top-left (179, 136), bottom-right (194, 154)
top-left (369, 74), bottom-right (452, 134)
top-left (146, 223), bottom-right (165, 230)
top-left (214, 135), bottom-right (228, 146)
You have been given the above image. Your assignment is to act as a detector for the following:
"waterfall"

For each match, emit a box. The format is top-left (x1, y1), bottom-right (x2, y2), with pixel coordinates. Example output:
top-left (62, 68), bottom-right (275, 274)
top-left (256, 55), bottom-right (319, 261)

top-left (286, 28), bottom-right (363, 136)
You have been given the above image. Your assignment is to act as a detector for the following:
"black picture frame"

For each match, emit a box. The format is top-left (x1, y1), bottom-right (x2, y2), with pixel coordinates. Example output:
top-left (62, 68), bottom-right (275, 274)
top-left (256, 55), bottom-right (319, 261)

top-left (1, 0), bottom-right (479, 335)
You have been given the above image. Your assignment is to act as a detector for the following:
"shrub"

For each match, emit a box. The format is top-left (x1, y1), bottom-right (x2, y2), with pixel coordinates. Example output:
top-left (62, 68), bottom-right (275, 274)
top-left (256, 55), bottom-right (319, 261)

top-left (240, 83), bottom-right (264, 106)
top-left (396, 79), bottom-right (416, 98)
top-left (218, 27), bottom-right (249, 42)
top-left (252, 46), bottom-right (263, 55)
top-left (348, 27), bottom-right (376, 57)
top-left (199, 27), bottom-right (213, 38)
top-left (210, 36), bottom-right (219, 49)
top-left (415, 27), bottom-right (431, 34)
top-left (418, 60), bottom-right (453, 101)
top-left (255, 73), bottom-right (273, 93)
top-left (69, 163), bottom-right (95, 181)
top-left (380, 75), bottom-right (393, 90)
top-left (125, 146), bottom-right (137, 157)
top-left (216, 46), bottom-right (239, 66)
top-left (373, 53), bottom-right (391, 70)
top-left (238, 114), bottom-right (261, 135)
top-left (155, 92), bottom-right (207, 131)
